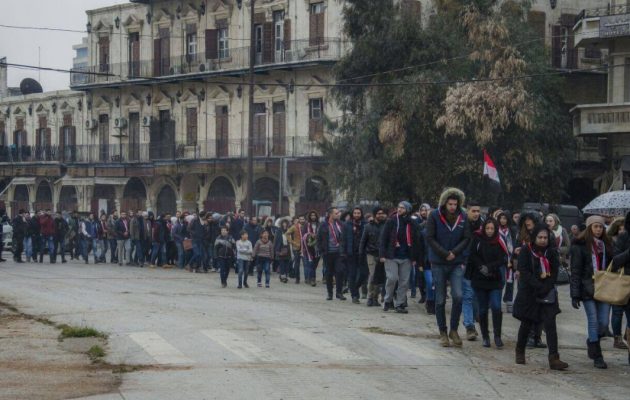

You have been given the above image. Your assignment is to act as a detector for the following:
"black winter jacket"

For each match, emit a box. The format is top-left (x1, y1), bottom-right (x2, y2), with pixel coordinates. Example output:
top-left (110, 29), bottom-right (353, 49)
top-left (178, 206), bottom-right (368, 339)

top-left (570, 239), bottom-right (611, 301)
top-left (378, 215), bottom-right (422, 263)
top-left (466, 236), bottom-right (507, 290)
top-left (359, 221), bottom-right (385, 256)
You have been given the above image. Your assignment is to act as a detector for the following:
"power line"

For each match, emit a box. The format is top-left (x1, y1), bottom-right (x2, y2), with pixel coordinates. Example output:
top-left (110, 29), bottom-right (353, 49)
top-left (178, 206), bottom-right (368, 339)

top-left (1, 62), bottom-right (114, 77)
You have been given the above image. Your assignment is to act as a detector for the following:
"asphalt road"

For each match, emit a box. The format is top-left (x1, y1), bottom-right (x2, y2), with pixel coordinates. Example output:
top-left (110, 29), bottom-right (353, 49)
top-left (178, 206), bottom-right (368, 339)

top-left (1, 254), bottom-right (629, 400)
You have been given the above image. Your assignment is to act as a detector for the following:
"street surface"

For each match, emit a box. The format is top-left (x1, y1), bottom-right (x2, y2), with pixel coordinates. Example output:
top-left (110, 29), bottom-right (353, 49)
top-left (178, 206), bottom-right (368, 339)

top-left (1, 254), bottom-right (629, 400)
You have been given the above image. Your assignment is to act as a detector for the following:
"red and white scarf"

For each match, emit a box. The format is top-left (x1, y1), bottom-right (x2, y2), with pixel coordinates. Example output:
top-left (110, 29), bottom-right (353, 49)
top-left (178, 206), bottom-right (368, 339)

top-left (529, 244), bottom-right (551, 278)
top-left (591, 238), bottom-right (606, 272)
top-left (438, 209), bottom-right (464, 232)
top-left (395, 214), bottom-right (412, 247)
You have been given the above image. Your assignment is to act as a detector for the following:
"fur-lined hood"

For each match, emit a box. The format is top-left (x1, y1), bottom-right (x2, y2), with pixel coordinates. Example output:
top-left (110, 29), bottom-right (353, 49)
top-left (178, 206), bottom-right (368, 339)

top-left (438, 187), bottom-right (466, 209)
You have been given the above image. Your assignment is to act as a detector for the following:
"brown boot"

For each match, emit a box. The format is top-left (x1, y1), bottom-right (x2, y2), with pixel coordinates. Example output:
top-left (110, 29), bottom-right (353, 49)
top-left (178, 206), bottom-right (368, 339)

top-left (548, 354), bottom-right (568, 371)
top-left (449, 330), bottom-right (463, 347)
top-left (439, 331), bottom-right (451, 347)
top-left (515, 348), bottom-right (526, 364)
top-left (613, 335), bottom-right (628, 350)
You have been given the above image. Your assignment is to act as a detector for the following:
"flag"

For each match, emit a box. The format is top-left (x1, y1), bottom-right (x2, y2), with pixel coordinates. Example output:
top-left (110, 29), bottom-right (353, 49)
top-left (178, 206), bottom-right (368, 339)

top-left (483, 149), bottom-right (501, 186)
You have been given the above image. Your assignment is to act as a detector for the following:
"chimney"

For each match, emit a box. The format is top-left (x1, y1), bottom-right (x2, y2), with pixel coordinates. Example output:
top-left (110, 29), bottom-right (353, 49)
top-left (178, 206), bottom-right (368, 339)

top-left (0, 57), bottom-right (7, 100)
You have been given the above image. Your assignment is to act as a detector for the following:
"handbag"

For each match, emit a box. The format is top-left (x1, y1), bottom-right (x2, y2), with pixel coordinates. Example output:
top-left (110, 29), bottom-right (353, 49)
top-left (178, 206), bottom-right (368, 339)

top-left (183, 238), bottom-right (193, 251)
top-left (536, 287), bottom-right (558, 304)
top-left (594, 262), bottom-right (630, 306)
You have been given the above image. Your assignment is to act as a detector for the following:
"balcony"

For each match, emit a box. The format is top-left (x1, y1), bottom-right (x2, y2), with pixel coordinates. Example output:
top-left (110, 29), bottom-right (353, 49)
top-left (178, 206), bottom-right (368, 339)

top-left (0, 137), bottom-right (322, 165)
top-left (70, 39), bottom-right (343, 89)
top-left (572, 103), bottom-right (630, 136)
top-left (574, 5), bottom-right (630, 47)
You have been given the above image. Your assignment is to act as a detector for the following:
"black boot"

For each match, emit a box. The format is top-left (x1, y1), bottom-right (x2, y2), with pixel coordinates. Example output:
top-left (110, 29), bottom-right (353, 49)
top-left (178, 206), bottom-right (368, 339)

top-left (587, 339), bottom-right (596, 360)
top-left (479, 313), bottom-right (490, 348)
top-left (425, 300), bottom-right (435, 315)
top-left (492, 311), bottom-right (504, 348)
top-left (591, 340), bottom-right (608, 369)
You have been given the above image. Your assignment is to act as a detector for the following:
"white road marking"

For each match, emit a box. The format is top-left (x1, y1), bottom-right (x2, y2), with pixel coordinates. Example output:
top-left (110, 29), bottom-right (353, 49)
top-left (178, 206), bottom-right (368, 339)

top-left (128, 331), bottom-right (193, 365)
top-left (201, 329), bottom-right (276, 362)
top-left (277, 328), bottom-right (366, 361)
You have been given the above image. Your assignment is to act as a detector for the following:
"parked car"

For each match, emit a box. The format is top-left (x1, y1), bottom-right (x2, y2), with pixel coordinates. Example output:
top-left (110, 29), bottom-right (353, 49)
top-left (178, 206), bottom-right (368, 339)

top-left (521, 203), bottom-right (584, 228)
top-left (2, 221), bottom-right (12, 251)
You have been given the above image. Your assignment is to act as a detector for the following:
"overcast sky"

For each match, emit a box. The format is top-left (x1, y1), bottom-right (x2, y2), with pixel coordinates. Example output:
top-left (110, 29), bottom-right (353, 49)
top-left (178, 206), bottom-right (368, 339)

top-left (1, 0), bottom-right (121, 92)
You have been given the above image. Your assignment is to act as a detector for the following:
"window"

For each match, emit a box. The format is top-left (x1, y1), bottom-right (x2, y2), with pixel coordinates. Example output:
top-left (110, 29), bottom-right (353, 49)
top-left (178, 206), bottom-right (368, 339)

top-left (253, 103), bottom-right (267, 156)
top-left (625, 57), bottom-right (630, 102)
top-left (274, 11), bottom-right (285, 62)
top-left (309, 2), bottom-right (325, 46)
top-left (98, 36), bottom-right (110, 73)
top-left (186, 107), bottom-right (198, 146)
top-left (218, 27), bottom-right (229, 59)
top-left (128, 32), bottom-right (140, 77)
top-left (186, 24), bottom-right (198, 59)
top-left (309, 98), bottom-right (324, 140)
top-left (14, 118), bottom-right (26, 146)
top-left (216, 106), bottom-right (229, 157)
top-left (255, 25), bottom-right (263, 64)
top-left (0, 120), bottom-right (5, 146)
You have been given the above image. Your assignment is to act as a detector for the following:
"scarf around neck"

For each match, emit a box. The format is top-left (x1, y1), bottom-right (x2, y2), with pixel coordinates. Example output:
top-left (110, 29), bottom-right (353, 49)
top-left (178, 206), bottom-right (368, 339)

top-left (591, 238), bottom-right (606, 272)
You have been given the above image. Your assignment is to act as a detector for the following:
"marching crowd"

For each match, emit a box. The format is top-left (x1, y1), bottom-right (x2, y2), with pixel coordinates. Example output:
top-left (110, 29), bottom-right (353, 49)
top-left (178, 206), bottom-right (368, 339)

top-left (2, 187), bottom-right (630, 371)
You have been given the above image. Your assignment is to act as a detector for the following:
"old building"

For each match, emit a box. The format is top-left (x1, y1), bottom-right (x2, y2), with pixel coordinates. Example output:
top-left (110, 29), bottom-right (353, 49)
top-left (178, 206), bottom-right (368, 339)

top-left (1, 0), bottom-right (346, 217)
top-left (573, 0), bottom-right (630, 196)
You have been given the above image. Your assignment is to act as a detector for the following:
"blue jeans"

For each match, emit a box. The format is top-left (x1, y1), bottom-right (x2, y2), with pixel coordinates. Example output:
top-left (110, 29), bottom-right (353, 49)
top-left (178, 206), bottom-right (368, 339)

top-left (24, 236), bottom-right (33, 259)
top-left (292, 250), bottom-right (301, 281)
top-left (257, 258), bottom-right (271, 285)
top-left (42, 235), bottom-right (55, 261)
top-left (303, 257), bottom-right (319, 282)
top-left (409, 265), bottom-right (417, 297)
top-left (347, 254), bottom-right (368, 299)
top-left (612, 304), bottom-right (630, 336)
top-left (150, 242), bottom-right (166, 266)
top-left (80, 238), bottom-right (90, 261)
top-left (432, 264), bottom-right (464, 332)
top-left (175, 242), bottom-right (185, 269)
top-left (237, 259), bottom-right (250, 286)
top-left (583, 299), bottom-right (611, 342)
top-left (462, 278), bottom-right (477, 329)
top-left (204, 243), bottom-right (214, 270)
top-left (132, 239), bottom-right (144, 265)
top-left (189, 240), bottom-right (203, 269)
top-left (474, 288), bottom-right (502, 315)
top-left (109, 239), bottom-right (118, 262)
top-left (424, 269), bottom-right (435, 301)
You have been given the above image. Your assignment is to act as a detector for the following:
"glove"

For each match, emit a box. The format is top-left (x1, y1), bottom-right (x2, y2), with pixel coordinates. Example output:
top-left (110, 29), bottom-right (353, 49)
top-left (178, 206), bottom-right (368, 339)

top-left (479, 265), bottom-right (490, 277)
top-left (572, 298), bottom-right (581, 310)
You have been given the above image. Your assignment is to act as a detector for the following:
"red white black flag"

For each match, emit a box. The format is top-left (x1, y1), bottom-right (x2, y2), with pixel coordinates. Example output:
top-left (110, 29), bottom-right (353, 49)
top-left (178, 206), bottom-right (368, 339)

top-left (483, 150), bottom-right (501, 185)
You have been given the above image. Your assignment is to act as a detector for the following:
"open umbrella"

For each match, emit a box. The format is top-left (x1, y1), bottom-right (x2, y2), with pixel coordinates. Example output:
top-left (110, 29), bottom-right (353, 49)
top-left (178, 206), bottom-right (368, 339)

top-left (582, 190), bottom-right (630, 217)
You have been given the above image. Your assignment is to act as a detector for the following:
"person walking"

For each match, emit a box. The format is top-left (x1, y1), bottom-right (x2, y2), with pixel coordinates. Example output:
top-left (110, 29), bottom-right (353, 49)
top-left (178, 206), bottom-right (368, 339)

top-left (302, 211), bottom-right (320, 287)
top-left (253, 230), bottom-right (274, 288)
top-left (215, 226), bottom-right (235, 287)
top-left (344, 207), bottom-right (368, 304)
top-left (245, 216), bottom-right (262, 276)
top-left (286, 216), bottom-right (304, 284)
top-left (172, 216), bottom-right (186, 269)
top-left (379, 201), bottom-right (422, 313)
top-left (107, 211), bottom-right (119, 264)
top-left (426, 188), bottom-right (471, 347)
top-left (570, 215), bottom-right (612, 369)
top-left (318, 207), bottom-right (346, 300)
top-left (611, 213), bottom-right (630, 350)
top-left (116, 211), bottom-right (132, 266)
top-left (96, 214), bottom-right (108, 263)
top-left (11, 210), bottom-right (27, 263)
top-left (546, 213), bottom-right (571, 266)
top-left (463, 202), bottom-right (483, 341)
top-left (611, 245), bottom-right (630, 365)
top-left (467, 219), bottom-right (507, 348)
top-left (513, 224), bottom-right (568, 370)
top-left (275, 219), bottom-right (292, 283)
top-left (360, 207), bottom-right (387, 307)
top-left (498, 212), bottom-right (517, 313)
top-left (53, 212), bottom-right (68, 263)
top-left (38, 210), bottom-right (56, 263)
top-left (78, 214), bottom-right (93, 264)
top-left (236, 230), bottom-right (253, 289)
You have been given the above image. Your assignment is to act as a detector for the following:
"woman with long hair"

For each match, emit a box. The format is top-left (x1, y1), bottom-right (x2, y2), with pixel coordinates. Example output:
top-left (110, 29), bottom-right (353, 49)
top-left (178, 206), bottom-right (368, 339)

top-left (275, 219), bottom-right (292, 283)
top-left (301, 211), bottom-right (320, 286)
top-left (570, 215), bottom-right (613, 369)
top-left (514, 224), bottom-right (568, 370)
top-left (497, 212), bottom-right (516, 313)
top-left (467, 219), bottom-right (507, 348)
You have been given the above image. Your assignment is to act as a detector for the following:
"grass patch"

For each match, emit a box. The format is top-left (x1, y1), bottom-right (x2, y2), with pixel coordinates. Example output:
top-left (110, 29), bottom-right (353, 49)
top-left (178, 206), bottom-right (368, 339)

top-left (87, 345), bottom-right (106, 361)
top-left (58, 324), bottom-right (108, 340)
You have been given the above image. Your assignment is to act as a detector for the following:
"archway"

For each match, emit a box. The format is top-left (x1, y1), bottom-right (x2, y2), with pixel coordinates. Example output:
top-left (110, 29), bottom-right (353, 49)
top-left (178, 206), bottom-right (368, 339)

top-left (92, 185), bottom-right (116, 216)
top-left (58, 186), bottom-right (78, 212)
top-left (11, 185), bottom-right (30, 217)
top-left (122, 177), bottom-right (147, 213)
top-left (156, 186), bottom-right (177, 215)
top-left (14, 185), bottom-right (29, 201)
top-left (297, 176), bottom-right (331, 216)
top-left (254, 177), bottom-right (287, 216)
top-left (34, 181), bottom-right (53, 211)
top-left (205, 176), bottom-right (236, 213)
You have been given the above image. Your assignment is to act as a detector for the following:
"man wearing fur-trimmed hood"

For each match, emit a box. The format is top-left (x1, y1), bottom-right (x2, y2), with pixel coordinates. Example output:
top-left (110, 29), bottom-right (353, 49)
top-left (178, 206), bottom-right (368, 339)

top-left (426, 187), bottom-right (471, 348)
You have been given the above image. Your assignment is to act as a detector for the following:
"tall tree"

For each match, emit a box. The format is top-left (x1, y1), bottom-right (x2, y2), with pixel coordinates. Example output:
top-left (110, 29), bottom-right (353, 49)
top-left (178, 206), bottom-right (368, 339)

top-left (323, 0), bottom-right (574, 208)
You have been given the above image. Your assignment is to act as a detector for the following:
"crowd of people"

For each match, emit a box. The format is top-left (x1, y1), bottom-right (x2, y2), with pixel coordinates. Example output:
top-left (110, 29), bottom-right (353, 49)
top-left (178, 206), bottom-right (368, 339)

top-left (2, 186), bottom-right (630, 371)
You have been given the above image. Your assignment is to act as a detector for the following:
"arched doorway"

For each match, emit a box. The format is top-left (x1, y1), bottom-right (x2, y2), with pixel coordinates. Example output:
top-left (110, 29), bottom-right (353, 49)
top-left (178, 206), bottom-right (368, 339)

top-left (180, 174), bottom-right (199, 212)
top-left (122, 177), bottom-right (147, 213)
top-left (156, 186), bottom-right (177, 215)
top-left (34, 181), bottom-right (53, 212)
top-left (92, 185), bottom-right (116, 216)
top-left (254, 177), bottom-right (287, 216)
top-left (297, 176), bottom-right (331, 216)
top-left (205, 176), bottom-right (236, 213)
top-left (58, 186), bottom-right (78, 212)
top-left (11, 185), bottom-right (30, 217)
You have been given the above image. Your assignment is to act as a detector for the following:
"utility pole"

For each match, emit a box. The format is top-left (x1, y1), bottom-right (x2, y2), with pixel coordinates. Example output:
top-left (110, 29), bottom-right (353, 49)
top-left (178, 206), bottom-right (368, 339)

top-left (245, 0), bottom-right (256, 217)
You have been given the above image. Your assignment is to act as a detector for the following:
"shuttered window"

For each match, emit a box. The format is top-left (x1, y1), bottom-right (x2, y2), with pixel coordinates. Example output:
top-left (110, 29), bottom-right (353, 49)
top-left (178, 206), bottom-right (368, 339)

top-left (216, 105), bottom-right (229, 157)
top-left (128, 32), bottom-right (140, 77)
top-left (205, 29), bottom-right (218, 59)
top-left (0, 120), bottom-right (5, 146)
top-left (14, 118), bottom-right (26, 146)
top-left (272, 102), bottom-right (286, 156)
top-left (309, 2), bottom-right (325, 46)
top-left (309, 98), bottom-right (324, 141)
top-left (253, 103), bottom-right (266, 156)
top-left (98, 36), bottom-right (110, 73)
top-left (186, 107), bottom-right (198, 146)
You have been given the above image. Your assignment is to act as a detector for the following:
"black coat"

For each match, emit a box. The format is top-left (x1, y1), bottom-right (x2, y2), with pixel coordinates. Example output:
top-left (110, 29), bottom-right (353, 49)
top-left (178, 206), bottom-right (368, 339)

top-left (466, 237), bottom-right (507, 291)
top-left (317, 220), bottom-right (345, 256)
top-left (378, 215), bottom-right (422, 263)
top-left (612, 248), bottom-right (630, 276)
top-left (570, 239), bottom-right (611, 301)
top-left (359, 221), bottom-right (385, 256)
top-left (513, 245), bottom-right (561, 323)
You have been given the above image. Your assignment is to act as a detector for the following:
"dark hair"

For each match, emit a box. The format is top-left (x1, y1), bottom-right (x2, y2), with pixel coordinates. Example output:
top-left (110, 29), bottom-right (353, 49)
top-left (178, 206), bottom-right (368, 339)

top-left (327, 207), bottom-right (337, 216)
top-left (531, 224), bottom-right (552, 247)
top-left (482, 218), bottom-right (499, 238)
top-left (372, 206), bottom-right (384, 215)
top-left (467, 200), bottom-right (481, 208)
top-left (240, 230), bottom-right (248, 237)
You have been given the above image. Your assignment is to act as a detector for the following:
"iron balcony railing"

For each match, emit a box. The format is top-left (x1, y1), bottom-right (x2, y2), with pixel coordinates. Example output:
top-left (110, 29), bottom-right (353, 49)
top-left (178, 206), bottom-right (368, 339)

top-left (575, 4), bottom-right (630, 24)
top-left (0, 137), bottom-right (322, 164)
top-left (70, 38), bottom-right (343, 86)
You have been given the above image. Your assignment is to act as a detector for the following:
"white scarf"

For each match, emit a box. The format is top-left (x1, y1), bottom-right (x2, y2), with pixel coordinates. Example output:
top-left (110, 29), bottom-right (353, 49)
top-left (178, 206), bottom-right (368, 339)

top-left (553, 225), bottom-right (563, 248)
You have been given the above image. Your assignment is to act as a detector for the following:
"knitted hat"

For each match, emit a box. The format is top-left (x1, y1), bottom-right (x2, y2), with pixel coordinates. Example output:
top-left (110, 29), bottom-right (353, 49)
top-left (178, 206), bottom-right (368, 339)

top-left (586, 215), bottom-right (606, 228)
top-left (399, 201), bottom-right (412, 213)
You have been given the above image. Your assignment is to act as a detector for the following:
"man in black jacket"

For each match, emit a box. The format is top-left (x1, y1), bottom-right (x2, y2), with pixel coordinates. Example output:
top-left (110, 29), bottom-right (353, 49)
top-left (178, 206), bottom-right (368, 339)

top-left (360, 207), bottom-right (387, 307)
top-left (317, 207), bottom-right (346, 301)
top-left (12, 210), bottom-right (28, 262)
top-left (379, 201), bottom-right (423, 313)
top-left (53, 212), bottom-right (69, 263)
